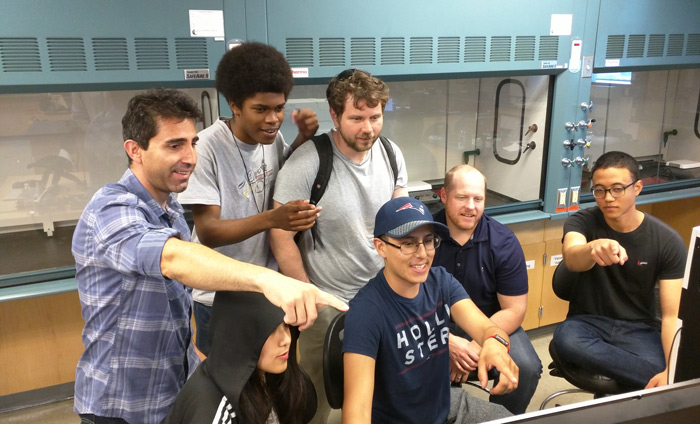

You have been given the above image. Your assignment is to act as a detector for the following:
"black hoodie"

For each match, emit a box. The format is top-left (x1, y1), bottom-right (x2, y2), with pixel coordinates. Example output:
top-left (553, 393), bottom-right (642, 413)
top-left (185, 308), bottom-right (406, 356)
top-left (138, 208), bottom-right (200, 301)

top-left (164, 291), bottom-right (311, 424)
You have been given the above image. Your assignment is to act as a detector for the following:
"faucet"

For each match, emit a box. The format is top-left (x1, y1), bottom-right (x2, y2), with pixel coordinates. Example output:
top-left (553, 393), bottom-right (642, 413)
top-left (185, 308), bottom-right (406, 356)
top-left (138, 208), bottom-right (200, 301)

top-left (663, 129), bottom-right (678, 148)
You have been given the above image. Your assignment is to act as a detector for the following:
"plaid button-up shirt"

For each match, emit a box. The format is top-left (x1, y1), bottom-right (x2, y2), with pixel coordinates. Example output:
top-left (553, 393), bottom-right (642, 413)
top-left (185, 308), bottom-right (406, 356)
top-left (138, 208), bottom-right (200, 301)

top-left (72, 169), bottom-right (199, 424)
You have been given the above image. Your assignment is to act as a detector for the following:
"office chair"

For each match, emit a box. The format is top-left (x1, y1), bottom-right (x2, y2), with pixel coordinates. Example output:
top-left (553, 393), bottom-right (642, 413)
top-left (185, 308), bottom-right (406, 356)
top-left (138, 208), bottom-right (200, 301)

top-left (300, 368), bottom-right (318, 424)
top-left (540, 260), bottom-right (626, 409)
top-left (323, 311), bottom-right (346, 409)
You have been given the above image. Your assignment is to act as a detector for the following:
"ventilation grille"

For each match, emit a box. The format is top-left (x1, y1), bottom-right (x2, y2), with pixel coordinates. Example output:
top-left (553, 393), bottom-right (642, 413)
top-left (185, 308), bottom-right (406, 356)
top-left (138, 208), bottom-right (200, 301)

top-left (93, 38), bottom-right (129, 71)
top-left (175, 38), bottom-right (208, 69)
top-left (538, 36), bottom-right (559, 60)
top-left (319, 38), bottom-right (344, 67)
top-left (606, 35), bottom-right (626, 59)
top-left (688, 34), bottom-right (700, 56)
top-left (285, 38), bottom-right (314, 67)
top-left (515, 36), bottom-right (535, 61)
top-left (47, 38), bottom-right (87, 71)
top-left (668, 34), bottom-right (684, 57)
top-left (380, 38), bottom-right (404, 65)
top-left (0, 36), bottom-right (215, 79)
top-left (490, 36), bottom-right (511, 62)
top-left (350, 38), bottom-right (375, 66)
top-left (606, 33), bottom-right (700, 60)
top-left (437, 37), bottom-right (460, 64)
top-left (135, 38), bottom-right (169, 70)
top-left (409, 37), bottom-right (433, 64)
top-left (627, 35), bottom-right (645, 58)
top-left (464, 37), bottom-right (487, 62)
top-left (0, 37), bottom-right (41, 72)
top-left (283, 34), bottom-right (566, 68)
top-left (647, 34), bottom-right (665, 57)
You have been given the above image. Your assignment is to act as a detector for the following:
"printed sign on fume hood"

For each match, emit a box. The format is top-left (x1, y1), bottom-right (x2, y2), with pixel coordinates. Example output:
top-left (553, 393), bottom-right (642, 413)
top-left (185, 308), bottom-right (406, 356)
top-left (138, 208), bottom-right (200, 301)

top-left (189, 10), bottom-right (224, 38)
top-left (550, 14), bottom-right (572, 36)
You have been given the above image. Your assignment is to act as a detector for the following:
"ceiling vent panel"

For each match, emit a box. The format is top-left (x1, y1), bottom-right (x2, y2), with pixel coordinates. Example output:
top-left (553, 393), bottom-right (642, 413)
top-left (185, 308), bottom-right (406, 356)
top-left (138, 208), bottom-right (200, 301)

top-left (667, 34), bottom-right (684, 57)
top-left (437, 37), bottom-right (459, 64)
top-left (135, 38), bottom-right (169, 70)
top-left (0, 37), bottom-right (41, 72)
top-left (350, 38), bottom-right (375, 66)
top-left (538, 36), bottom-right (558, 61)
top-left (285, 38), bottom-right (314, 67)
top-left (380, 37), bottom-right (404, 65)
top-left (175, 37), bottom-right (208, 69)
top-left (464, 37), bottom-right (486, 63)
top-left (647, 34), bottom-right (665, 57)
top-left (514, 36), bottom-right (535, 61)
top-left (687, 34), bottom-right (700, 56)
top-left (47, 38), bottom-right (87, 71)
top-left (490, 36), bottom-right (511, 62)
top-left (92, 38), bottom-right (129, 71)
top-left (318, 38), bottom-right (344, 67)
top-left (626, 34), bottom-right (645, 58)
top-left (606, 35), bottom-right (625, 59)
top-left (409, 37), bottom-right (432, 65)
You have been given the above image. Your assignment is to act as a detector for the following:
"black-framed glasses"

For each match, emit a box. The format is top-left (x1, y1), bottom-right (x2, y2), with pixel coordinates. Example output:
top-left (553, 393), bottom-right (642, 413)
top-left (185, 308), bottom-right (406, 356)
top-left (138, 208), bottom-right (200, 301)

top-left (591, 181), bottom-right (636, 199)
top-left (381, 234), bottom-right (441, 255)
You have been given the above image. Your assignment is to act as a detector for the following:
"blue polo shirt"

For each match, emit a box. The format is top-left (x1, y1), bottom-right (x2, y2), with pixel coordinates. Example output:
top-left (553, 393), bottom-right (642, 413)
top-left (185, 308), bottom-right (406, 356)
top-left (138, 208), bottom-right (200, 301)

top-left (433, 209), bottom-right (528, 327)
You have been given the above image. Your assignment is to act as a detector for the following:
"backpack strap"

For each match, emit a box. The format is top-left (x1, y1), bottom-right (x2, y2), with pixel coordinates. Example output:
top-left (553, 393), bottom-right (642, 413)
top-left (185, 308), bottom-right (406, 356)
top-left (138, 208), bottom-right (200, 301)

top-left (294, 133), bottom-right (333, 246)
top-left (309, 133), bottom-right (334, 206)
top-left (310, 134), bottom-right (398, 206)
top-left (378, 135), bottom-right (399, 187)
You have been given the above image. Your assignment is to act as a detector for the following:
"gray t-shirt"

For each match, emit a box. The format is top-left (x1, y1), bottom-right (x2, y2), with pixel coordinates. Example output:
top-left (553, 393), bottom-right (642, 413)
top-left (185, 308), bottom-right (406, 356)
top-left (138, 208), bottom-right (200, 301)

top-left (273, 129), bottom-right (407, 302)
top-left (178, 119), bottom-right (289, 305)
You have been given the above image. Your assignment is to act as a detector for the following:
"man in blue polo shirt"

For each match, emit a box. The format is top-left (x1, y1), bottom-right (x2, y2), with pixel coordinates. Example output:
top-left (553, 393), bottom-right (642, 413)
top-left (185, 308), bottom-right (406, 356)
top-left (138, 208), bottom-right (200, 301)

top-left (433, 165), bottom-right (541, 414)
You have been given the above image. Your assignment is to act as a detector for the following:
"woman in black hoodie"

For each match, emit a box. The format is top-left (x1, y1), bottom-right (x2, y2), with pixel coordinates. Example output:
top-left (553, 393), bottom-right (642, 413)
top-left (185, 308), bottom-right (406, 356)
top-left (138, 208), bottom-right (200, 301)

top-left (165, 291), bottom-right (316, 424)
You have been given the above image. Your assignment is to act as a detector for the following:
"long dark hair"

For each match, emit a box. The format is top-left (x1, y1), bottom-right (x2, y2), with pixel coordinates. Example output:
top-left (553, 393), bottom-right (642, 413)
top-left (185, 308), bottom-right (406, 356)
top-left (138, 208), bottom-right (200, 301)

top-left (239, 326), bottom-right (312, 424)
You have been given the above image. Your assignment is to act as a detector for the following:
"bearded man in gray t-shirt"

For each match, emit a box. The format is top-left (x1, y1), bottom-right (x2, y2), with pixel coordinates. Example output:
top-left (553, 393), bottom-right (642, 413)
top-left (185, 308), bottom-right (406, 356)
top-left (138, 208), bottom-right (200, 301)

top-left (271, 69), bottom-right (408, 424)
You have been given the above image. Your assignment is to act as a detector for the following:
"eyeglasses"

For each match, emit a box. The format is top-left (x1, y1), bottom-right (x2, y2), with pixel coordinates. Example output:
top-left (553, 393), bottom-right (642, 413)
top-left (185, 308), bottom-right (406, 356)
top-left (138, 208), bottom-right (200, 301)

top-left (381, 234), bottom-right (441, 255)
top-left (591, 181), bottom-right (636, 199)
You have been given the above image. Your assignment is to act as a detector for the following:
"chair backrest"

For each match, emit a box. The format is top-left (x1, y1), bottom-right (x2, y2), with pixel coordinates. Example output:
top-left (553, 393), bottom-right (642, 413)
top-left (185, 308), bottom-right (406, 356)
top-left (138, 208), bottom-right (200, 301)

top-left (300, 368), bottom-right (318, 424)
top-left (323, 311), bottom-right (346, 410)
top-left (552, 259), bottom-right (578, 301)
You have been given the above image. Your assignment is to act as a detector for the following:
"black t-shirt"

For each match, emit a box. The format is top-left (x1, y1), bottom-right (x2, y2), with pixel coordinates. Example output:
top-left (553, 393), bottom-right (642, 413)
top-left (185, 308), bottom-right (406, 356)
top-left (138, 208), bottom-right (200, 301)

top-left (563, 208), bottom-right (686, 324)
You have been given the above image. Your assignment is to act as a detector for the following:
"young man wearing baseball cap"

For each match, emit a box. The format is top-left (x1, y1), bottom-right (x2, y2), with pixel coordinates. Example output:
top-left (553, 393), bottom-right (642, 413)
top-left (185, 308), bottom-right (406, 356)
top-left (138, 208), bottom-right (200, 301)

top-left (342, 197), bottom-right (517, 424)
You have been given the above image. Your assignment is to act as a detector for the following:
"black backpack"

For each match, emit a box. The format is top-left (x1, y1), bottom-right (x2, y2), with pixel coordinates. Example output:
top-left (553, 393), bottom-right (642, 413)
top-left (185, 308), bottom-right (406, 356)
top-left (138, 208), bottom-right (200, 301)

top-left (308, 132), bottom-right (399, 205)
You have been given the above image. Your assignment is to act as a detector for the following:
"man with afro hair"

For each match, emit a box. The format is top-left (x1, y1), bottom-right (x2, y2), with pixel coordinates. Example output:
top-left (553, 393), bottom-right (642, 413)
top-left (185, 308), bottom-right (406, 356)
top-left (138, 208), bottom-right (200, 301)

top-left (179, 42), bottom-right (322, 356)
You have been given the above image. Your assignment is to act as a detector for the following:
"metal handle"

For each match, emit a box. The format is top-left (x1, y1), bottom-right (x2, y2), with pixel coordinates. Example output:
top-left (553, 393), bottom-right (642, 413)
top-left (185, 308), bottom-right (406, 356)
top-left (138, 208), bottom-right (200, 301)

top-left (574, 156), bottom-right (589, 166)
top-left (575, 138), bottom-right (591, 148)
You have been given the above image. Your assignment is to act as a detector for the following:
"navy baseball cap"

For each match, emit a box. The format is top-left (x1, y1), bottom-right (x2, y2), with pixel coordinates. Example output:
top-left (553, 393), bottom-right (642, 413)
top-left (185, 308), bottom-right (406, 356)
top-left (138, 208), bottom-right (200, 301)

top-left (373, 197), bottom-right (449, 238)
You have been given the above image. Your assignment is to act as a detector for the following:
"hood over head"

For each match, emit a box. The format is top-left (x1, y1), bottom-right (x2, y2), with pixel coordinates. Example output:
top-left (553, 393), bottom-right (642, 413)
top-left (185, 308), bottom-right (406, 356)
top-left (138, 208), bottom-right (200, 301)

top-left (203, 291), bottom-right (285, 408)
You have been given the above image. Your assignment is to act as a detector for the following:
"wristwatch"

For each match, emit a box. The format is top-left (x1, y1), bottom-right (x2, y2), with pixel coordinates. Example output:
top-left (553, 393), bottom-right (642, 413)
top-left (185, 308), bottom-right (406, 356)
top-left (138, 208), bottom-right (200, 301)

top-left (486, 334), bottom-right (510, 353)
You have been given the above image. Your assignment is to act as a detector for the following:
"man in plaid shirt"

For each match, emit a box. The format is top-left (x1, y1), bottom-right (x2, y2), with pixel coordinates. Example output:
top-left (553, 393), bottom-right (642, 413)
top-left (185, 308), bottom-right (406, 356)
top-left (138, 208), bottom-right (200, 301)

top-left (72, 88), bottom-right (346, 424)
